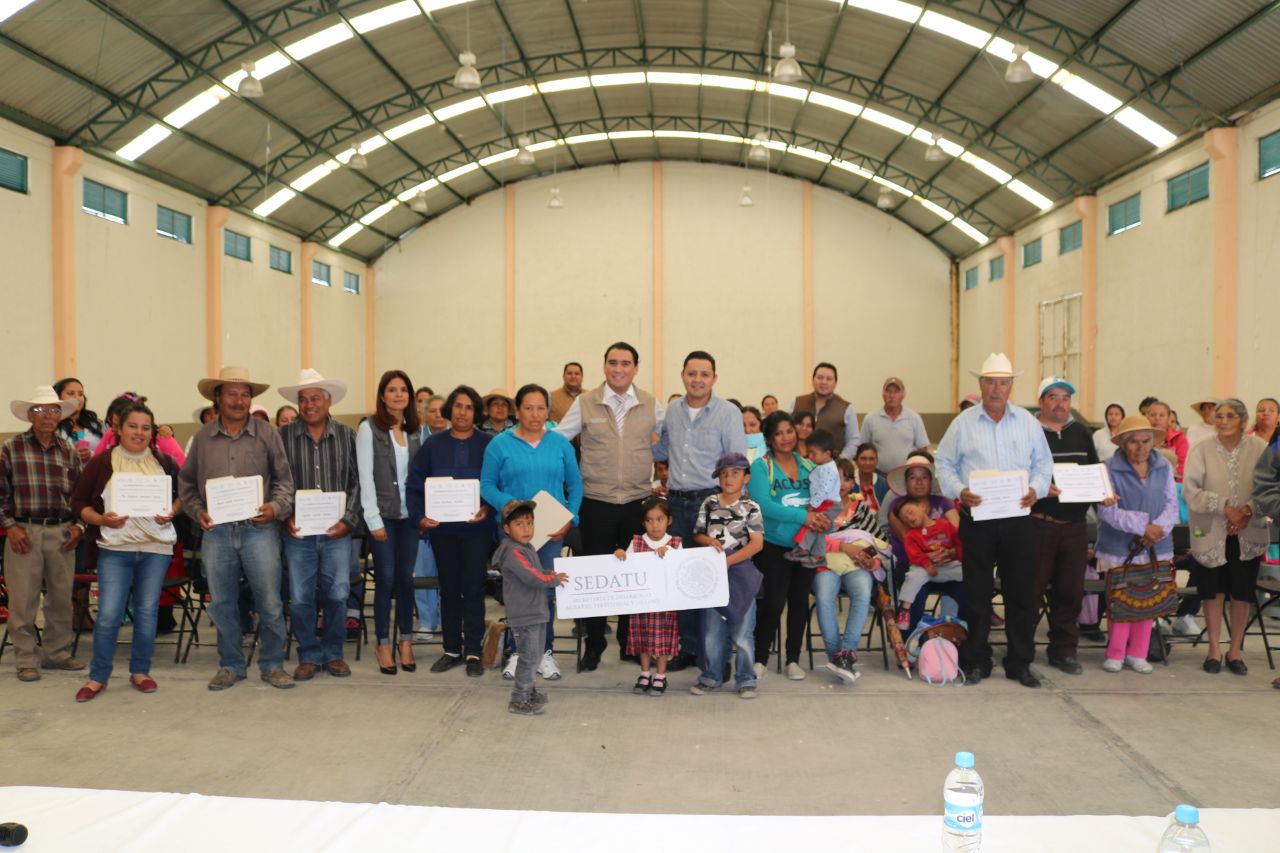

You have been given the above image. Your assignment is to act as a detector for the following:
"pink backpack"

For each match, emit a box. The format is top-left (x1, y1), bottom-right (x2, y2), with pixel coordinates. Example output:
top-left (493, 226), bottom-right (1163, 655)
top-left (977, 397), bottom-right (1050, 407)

top-left (914, 637), bottom-right (963, 686)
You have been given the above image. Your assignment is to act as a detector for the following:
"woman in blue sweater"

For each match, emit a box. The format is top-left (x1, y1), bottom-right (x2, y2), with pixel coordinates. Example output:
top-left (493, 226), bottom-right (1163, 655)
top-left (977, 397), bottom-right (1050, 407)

top-left (749, 411), bottom-right (832, 679)
top-left (481, 384), bottom-right (583, 680)
top-left (407, 385), bottom-right (494, 678)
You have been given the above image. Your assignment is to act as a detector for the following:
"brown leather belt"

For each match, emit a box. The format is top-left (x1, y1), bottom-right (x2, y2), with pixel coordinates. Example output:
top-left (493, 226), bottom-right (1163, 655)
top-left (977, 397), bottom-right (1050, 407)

top-left (1029, 512), bottom-right (1071, 525)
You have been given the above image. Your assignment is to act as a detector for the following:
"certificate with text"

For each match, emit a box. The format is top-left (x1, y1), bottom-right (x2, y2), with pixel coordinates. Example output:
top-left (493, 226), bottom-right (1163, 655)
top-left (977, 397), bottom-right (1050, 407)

top-left (554, 547), bottom-right (729, 619)
top-left (294, 490), bottom-right (346, 536)
top-left (1053, 463), bottom-right (1115, 503)
top-left (206, 475), bottom-right (264, 525)
top-left (968, 470), bottom-right (1030, 521)
top-left (109, 474), bottom-right (171, 517)
top-left (424, 478), bottom-right (480, 524)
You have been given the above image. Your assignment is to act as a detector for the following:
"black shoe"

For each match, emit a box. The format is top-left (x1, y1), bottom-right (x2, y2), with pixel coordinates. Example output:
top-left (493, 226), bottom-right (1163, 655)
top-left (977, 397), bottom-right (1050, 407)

top-left (619, 652), bottom-right (640, 664)
top-left (666, 653), bottom-right (696, 673)
top-left (961, 666), bottom-right (984, 685)
top-left (1203, 657), bottom-right (1221, 674)
top-left (1226, 657), bottom-right (1248, 676)
top-left (465, 657), bottom-right (484, 678)
top-left (1080, 629), bottom-right (1107, 644)
top-left (578, 648), bottom-right (602, 673)
top-left (1048, 656), bottom-right (1083, 675)
top-left (1007, 668), bottom-right (1041, 689)
top-left (430, 653), bottom-right (462, 674)
top-left (978, 661), bottom-right (993, 679)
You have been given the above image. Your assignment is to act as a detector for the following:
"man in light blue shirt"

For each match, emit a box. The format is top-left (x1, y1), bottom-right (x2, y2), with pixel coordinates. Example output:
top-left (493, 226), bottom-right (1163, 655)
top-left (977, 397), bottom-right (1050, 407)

top-left (935, 353), bottom-right (1053, 689)
top-left (653, 350), bottom-right (747, 666)
top-left (860, 377), bottom-right (930, 473)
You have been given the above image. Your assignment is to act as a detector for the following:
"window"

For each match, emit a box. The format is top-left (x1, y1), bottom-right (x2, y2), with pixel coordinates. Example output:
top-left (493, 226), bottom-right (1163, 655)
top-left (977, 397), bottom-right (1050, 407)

top-left (312, 260), bottom-right (331, 286)
top-left (1039, 294), bottom-right (1082, 390)
top-left (963, 267), bottom-right (978, 290)
top-left (223, 229), bottom-right (251, 261)
top-left (1261, 130), bottom-right (1280, 179)
top-left (83, 178), bottom-right (128, 224)
top-left (1167, 162), bottom-right (1209, 212)
top-left (1107, 193), bottom-right (1141, 235)
top-left (1022, 238), bottom-right (1042, 268)
top-left (0, 147), bottom-right (27, 194)
top-left (343, 271), bottom-right (360, 294)
top-left (269, 245), bottom-right (292, 274)
top-left (1059, 220), bottom-right (1082, 254)
top-left (155, 205), bottom-right (192, 244)
top-left (989, 256), bottom-right (1004, 281)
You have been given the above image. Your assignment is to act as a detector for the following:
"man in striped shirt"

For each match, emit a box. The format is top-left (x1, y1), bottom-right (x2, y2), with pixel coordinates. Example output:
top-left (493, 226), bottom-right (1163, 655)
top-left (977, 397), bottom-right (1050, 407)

top-left (936, 353), bottom-right (1054, 688)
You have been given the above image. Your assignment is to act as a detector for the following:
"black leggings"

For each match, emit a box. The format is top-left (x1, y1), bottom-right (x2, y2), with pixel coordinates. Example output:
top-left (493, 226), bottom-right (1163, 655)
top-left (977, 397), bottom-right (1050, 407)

top-left (754, 541), bottom-right (816, 665)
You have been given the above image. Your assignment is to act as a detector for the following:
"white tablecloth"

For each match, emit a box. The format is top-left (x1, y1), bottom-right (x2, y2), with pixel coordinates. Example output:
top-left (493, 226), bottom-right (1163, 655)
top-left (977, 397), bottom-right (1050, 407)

top-left (0, 786), bottom-right (1275, 851)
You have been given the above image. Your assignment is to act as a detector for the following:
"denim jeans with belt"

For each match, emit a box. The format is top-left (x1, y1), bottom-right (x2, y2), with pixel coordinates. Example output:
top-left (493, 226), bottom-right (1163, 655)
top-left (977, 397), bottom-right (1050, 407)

top-left (89, 549), bottom-right (170, 683)
top-left (283, 533), bottom-right (352, 665)
top-left (202, 521), bottom-right (286, 676)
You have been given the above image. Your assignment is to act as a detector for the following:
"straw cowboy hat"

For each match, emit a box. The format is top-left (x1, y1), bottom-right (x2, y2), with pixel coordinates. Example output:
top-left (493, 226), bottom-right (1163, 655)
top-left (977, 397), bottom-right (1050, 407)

top-left (969, 352), bottom-right (1021, 379)
top-left (196, 366), bottom-right (270, 401)
top-left (278, 368), bottom-right (347, 406)
top-left (886, 454), bottom-right (938, 496)
top-left (1112, 414), bottom-right (1159, 445)
top-left (483, 388), bottom-right (514, 410)
top-left (1189, 396), bottom-right (1219, 411)
top-left (10, 385), bottom-right (79, 422)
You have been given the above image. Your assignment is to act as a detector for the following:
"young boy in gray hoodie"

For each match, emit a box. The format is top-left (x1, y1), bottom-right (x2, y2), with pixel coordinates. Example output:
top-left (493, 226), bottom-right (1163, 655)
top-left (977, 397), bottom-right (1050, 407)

top-left (496, 500), bottom-right (568, 715)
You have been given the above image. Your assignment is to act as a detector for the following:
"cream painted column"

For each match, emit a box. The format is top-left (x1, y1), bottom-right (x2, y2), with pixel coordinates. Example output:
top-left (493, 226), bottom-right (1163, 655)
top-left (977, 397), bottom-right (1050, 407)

top-left (996, 235), bottom-right (1017, 364)
top-left (949, 261), bottom-right (959, 409)
top-left (205, 206), bottom-right (230, 373)
top-left (364, 264), bottom-right (376, 412)
top-left (1074, 196), bottom-right (1099, 419)
top-left (1205, 127), bottom-right (1239, 396)
top-left (300, 242), bottom-right (318, 370)
top-left (51, 146), bottom-right (83, 378)
top-left (504, 184), bottom-right (516, 395)
top-left (802, 183), bottom-right (814, 389)
top-left (652, 162), bottom-right (664, 399)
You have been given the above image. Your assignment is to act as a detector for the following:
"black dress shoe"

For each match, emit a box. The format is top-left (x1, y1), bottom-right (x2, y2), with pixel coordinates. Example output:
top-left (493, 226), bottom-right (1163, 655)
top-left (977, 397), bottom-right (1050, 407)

top-left (961, 666), bottom-right (984, 685)
top-left (1007, 669), bottom-right (1041, 688)
top-left (978, 661), bottom-right (993, 679)
top-left (666, 654), bottom-right (696, 673)
top-left (464, 658), bottom-right (484, 678)
top-left (1203, 657), bottom-right (1222, 674)
top-left (1226, 657), bottom-right (1248, 676)
top-left (577, 648), bottom-right (602, 672)
top-left (1048, 656), bottom-right (1083, 675)
top-left (429, 653), bottom-right (461, 673)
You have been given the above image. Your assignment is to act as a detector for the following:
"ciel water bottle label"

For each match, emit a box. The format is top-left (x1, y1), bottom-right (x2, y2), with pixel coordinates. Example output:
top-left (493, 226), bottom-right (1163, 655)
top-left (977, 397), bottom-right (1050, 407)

top-left (944, 800), bottom-right (982, 832)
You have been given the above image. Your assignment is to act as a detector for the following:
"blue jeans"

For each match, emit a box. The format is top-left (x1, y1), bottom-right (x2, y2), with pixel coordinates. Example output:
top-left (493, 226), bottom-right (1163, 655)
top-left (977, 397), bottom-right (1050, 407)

top-left (669, 488), bottom-right (717, 657)
top-left (369, 517), bottom-right (418, 644)
top-left (413, 538), bottom-right (441, 631)
top-left (283, 534), bottom-right (351, 665)
top-left (89, 549), bottom-right (170, 683)
top-left (698, 601), bottom-right (757, 689)
top-left (203, 522), bottom-right (287, 676)
top-left (812, 569), bottom-right (873, 659)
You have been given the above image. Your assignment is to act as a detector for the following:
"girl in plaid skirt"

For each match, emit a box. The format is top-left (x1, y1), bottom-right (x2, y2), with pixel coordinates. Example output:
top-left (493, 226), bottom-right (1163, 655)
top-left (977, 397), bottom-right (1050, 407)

top-left (614, 496), bottom-right (681, 695)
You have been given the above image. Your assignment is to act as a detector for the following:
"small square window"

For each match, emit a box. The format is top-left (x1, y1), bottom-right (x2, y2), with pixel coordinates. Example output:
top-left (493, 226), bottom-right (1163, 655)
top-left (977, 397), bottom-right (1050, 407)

top-left (1022, 238), bottom-right (1042, 268)
top-left (223, 229), bottom-right (251, 261)
top-left (156, 205), bottom-right (192, 244)
top-left (1167, 162), bottom-right (1209, 212)
top-left (269, 245), bottom-right (292, 274)
top-left (1260, 130), bottom-right (1280, 180)
top-left (1059, 221), bottom-right (1082, 254)
top-left (312, 260), bottom-right (331, 286)
top-left (83, 178), bottom-right (128, 224)
top-left (964, 267), bottom-right (978, 291)
top-left (1107, 194), bottom-right (1141, 235)
top-left (343, 271), bottom-right (360, 294)
top-left (0, 147), bottom-right (28, 194)
top-left (989, 256), bottom-right (1004, 281)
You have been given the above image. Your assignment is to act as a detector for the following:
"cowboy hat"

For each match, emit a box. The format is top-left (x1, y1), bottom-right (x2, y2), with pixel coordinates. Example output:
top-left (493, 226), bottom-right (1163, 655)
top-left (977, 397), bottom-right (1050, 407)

top-left (1112, 414), bottom-right (1159, 445)
top-left (10, 385), bottom-right (78, 422)
top-left (1189, 396), bottom-right (1219, 411)
top-left (886, 454), bottom-right (937, 496)
top-left (278, 368), bottom-right (347, 406)
top-left (969, 352), bottom-right (1021, 379)
top-left (196, 366), bottom-right (269, 401)
top-left (483, 388), bottom-right (514, 410)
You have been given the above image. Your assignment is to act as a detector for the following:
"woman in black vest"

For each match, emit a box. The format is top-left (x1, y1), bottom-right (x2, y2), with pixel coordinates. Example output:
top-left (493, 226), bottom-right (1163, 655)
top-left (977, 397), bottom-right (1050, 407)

top-left (357, 370), bottom-right (423, 674)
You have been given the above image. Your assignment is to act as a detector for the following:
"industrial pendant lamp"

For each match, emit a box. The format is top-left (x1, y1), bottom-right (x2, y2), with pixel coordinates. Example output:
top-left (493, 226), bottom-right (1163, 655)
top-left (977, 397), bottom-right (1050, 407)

top-left (547, 187), bottom-right (563, 209)
top-left (453, 5), bottom-right (481, 90)
top-left (516, 135), bottom-right (536, 165)
top-left (238, 62), bottom-right (263, 99)
top-left (773, 2), bottom-right (802, 84)
top-left (748, 130), bottom-right (771, 164)
top-left (925, 134), bottom-right (947, 162)
top-left (1005, 44), bottom-right (1034, 84)
top-left (739, 184), bottom-right (754, 207)
top-left (348, 151), bottom-right (368, 170)
top-left (876, 187), bottom-right (894, 210)
top-left (410, 191), bottom-right (428, 213)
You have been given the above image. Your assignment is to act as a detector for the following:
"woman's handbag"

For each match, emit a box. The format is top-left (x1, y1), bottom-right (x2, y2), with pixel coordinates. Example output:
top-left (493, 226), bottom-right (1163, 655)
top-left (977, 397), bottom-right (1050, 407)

top-left (1105, 539), bottom-right (1178, 623)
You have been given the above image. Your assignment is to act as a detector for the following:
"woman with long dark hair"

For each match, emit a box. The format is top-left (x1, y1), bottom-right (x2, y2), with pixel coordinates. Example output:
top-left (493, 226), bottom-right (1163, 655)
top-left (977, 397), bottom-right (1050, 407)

top-left (54, 377), bottom-right (103, 463)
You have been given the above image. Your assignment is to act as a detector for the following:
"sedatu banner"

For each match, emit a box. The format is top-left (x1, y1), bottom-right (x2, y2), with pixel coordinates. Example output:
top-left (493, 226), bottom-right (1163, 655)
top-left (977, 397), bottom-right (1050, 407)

top-left (553, 547), bottom-right (729, 619)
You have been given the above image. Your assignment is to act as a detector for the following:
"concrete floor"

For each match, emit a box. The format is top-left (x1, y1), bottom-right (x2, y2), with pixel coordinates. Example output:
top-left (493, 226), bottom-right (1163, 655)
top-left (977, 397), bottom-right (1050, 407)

top-left (4, 612), bottom-right (1278, 817)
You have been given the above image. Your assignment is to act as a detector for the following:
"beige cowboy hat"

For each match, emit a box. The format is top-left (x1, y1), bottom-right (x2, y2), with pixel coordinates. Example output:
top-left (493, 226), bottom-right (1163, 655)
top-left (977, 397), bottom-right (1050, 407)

top-left (482, 388), bottom-right (514, 410)
top-left (886, 454), bottom-right (937, 496)
top-left (10, 385), bottom-right (79, 422)
top-left (279, 368), bottom-right (347, 406)
top-left (1189, 396), bottom-right (1219, 411)
top-left (969, 352), bottom-right (1021, 379)
top-left (1112, 414), bottom-right (1159, 445)
top-left (196, 366), bottom-right (270, 401)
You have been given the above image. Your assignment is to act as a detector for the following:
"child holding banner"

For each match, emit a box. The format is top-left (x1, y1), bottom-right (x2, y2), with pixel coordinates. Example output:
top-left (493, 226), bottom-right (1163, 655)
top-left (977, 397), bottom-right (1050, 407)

top-left (615, 496), bottom-right (682, 696)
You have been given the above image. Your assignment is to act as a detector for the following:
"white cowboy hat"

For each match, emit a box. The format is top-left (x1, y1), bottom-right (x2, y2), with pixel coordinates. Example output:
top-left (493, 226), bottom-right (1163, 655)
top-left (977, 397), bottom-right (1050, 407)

top-left (196, 366), bottom-right (270, 401)
top-left (278, 368), bottom-right (347, 406)
top-left (10, 385), bottom-right (79, 422)
top-left (969, 352), bottom-right (1021, 379)
top-left (885, 454), bottom-right (937, 497)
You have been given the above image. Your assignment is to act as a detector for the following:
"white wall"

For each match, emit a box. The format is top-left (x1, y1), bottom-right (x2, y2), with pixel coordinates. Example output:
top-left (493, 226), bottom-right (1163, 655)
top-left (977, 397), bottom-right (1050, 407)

top-left (1237, 102), bottom-right (1280, 407)
top-left (309, 243), bottom-right (366, 415)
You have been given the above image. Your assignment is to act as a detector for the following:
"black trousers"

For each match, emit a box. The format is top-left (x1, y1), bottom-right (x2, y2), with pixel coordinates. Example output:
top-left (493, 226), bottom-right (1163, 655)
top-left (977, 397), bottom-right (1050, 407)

top-left (754, 541), bottom-right (816, 666)
top-left (577, 497), bottom-right (646, 651)
top-left (432, 534), bottom-right (491, 658)
top-left (1031, 517), bottom-right (1089, 661)
top-left (958, 513), bottom-right (1039, 672)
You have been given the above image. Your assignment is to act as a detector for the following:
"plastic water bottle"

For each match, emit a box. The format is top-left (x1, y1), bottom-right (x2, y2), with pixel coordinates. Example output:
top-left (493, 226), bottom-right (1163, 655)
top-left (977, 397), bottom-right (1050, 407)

top-left (1157, 805), bottom-right (1211, 851)
top-left (942, 751), bottom-right (983, 852)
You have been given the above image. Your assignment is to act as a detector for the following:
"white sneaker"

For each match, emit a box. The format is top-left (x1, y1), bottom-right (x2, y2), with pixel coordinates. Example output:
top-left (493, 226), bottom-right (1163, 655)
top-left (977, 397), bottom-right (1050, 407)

top-left (753, 662), bottom-right (766, 679)
top-left (1125, 655), bottom-right (1153, 674)
top-left (502, 654), bottom-right (518, 680)
top-left (1172, 614), bottom-right (1200, 636)
top-left (1102, 657), bottom-right (1123, 673)
top-left (785, 662), bottom-right (806, 681)
top-left (412, 630), bottom-right (434, 644)
top-left (537, 650), bottom-right (561, 680)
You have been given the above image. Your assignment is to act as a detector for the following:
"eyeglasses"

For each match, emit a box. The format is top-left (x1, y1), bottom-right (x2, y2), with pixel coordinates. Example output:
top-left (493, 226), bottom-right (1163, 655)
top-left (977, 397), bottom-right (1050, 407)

top-left (29, 405), bottom-right (62, 416)
top-left (1214, 412), bottom-right (1241, 420)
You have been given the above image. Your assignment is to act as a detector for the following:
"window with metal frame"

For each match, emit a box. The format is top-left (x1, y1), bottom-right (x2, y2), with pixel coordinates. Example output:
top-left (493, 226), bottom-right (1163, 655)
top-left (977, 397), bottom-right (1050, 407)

top-left (1039, 294), bottom-right (1082, 390)
top-left (83, 178), bottom-right (128, 224)
top-left (1260, 130), bottom-right (1280, 179)
top-left (964, 267), bottom-right (978, 291)
top-left (1059, 221), bottom-right (1082, 254)
top-left (156, 205), bottom-right (192, 244)
top-left (1023, 238), bottom-right (1042, 268)
top-left (343, 271), bottom-right (360, 294)
top-left (1167, 162), bottom-right (1209, 212)
top-left (269, 245), bottom-right (292, 274)
top-left (0, 147), bottom-right (27, 194)
top-left (224, 229), bottom-right (251, 261)
top-left (312, 260), bottom-right (331, 286)
top-left (989, 256), bottom-right (1004, 281)
top-left (1107, 194), bottom-right (1141, 235)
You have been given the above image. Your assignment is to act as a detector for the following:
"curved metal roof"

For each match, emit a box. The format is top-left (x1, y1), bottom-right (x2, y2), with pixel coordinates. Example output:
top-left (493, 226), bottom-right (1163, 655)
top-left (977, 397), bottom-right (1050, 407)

top-left (2, 0), bottom-right (1277, 261)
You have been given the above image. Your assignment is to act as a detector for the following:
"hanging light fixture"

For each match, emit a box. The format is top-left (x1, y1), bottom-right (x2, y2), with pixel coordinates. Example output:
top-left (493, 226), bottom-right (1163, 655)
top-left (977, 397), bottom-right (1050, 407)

top-left (773, 2), bottom-right (801, 84)
top-left (348, 151), bottom-right (368, 170)
top-left (516, 135), bottom-right (536, 166)
top-left (739, 184), bottom-right (754, 207)
top-left (925, 134), bottom-right (947, 162)
top-left (410, 191), bottom-right (428, 213)
top-left (453, 5), bottom-right (481, 90)
top-left (547, 187), bottom-right (563, 209)
top-left (1005, 44), bottom-right (1034, 84)
top-left (238, 62), bottom-right (263, 99)
top-left (876, 187), bottom-right (895, 210)
top-left (748, 130), bottom-right (771, 164)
